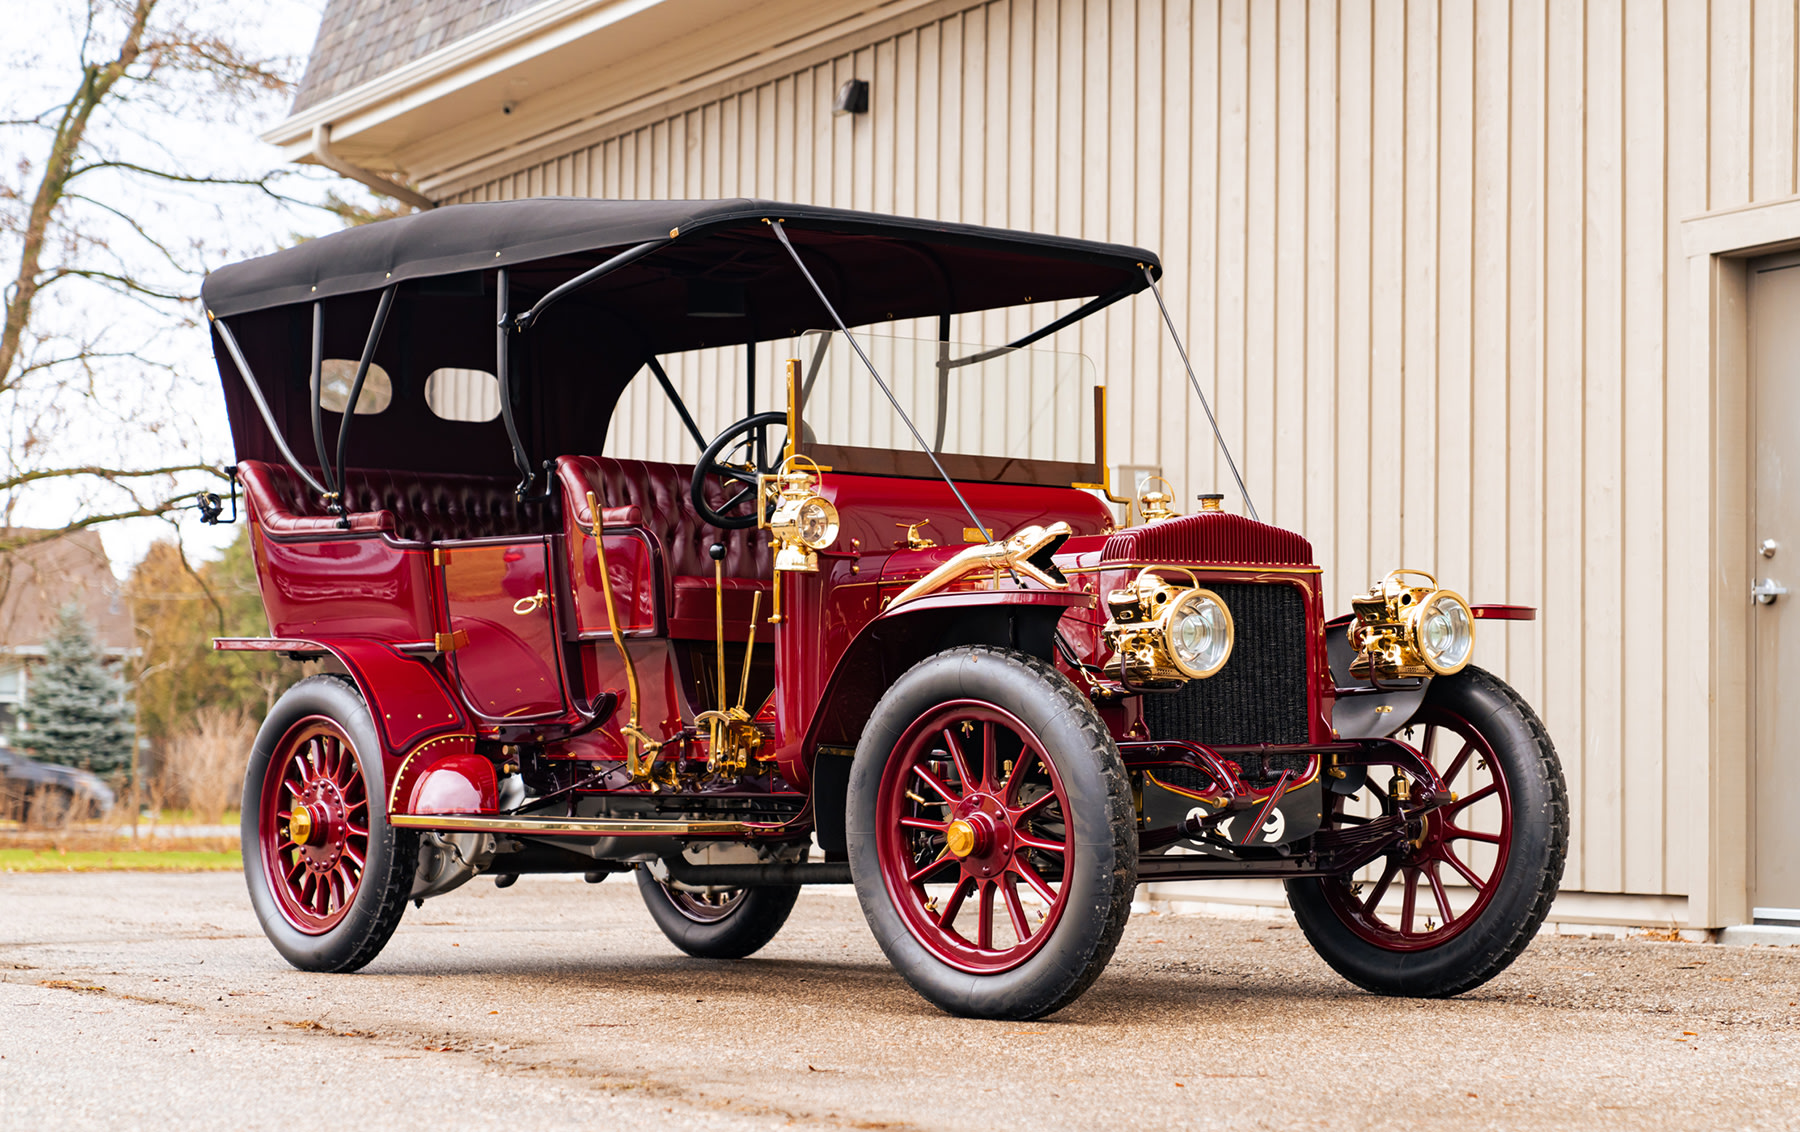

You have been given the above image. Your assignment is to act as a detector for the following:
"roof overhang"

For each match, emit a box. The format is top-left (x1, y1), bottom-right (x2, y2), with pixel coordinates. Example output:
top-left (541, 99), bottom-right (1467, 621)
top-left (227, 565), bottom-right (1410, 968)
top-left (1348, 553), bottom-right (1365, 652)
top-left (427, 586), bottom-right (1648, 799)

top-left (265, 0), bottom-right (943, 196)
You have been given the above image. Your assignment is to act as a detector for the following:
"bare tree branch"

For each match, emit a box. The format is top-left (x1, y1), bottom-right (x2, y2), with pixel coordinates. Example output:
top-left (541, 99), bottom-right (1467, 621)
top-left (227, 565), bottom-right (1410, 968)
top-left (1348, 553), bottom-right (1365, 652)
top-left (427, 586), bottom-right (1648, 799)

top-left (0, 463), bottom-right (223, 493)
top-left (0, 496), bottom-right (206, 555)
top-left (167, 520), bottom-right (226, 637)
top-left (65, 160), bottom-right (305, 203)
top-left (2, 0), bottom-right (157, 387)
top-left (30, 267), bottom-right (190, 302)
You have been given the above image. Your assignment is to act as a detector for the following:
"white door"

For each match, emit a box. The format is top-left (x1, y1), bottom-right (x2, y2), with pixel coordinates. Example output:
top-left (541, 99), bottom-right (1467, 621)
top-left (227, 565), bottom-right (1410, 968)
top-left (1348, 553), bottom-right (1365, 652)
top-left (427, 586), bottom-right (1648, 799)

top-left (1749, 253), bottom-right (1800, 925)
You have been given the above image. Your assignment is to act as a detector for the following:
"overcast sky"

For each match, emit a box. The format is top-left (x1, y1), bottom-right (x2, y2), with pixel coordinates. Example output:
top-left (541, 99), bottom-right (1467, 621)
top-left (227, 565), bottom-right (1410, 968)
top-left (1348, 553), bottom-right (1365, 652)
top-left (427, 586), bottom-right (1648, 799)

top-left (3, 0), bottom-right (344, 580)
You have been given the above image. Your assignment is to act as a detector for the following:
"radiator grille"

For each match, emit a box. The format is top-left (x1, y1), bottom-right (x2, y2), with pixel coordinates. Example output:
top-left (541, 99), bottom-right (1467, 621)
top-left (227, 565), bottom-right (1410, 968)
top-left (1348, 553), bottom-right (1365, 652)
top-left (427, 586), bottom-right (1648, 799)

top-left (1141, 582), bottom-right (1311, 752)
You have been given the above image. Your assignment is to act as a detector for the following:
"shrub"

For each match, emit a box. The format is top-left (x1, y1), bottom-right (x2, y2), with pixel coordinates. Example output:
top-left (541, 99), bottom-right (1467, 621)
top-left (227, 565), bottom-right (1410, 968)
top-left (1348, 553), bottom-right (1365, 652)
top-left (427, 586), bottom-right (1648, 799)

top-left (157, 707), bottom-right (252, 825)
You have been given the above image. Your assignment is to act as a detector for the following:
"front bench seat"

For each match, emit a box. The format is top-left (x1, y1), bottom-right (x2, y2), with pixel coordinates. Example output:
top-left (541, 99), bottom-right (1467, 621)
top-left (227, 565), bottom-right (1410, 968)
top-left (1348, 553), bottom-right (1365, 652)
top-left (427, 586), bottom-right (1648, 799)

top-left (555, 455), bottom-right (771, 634)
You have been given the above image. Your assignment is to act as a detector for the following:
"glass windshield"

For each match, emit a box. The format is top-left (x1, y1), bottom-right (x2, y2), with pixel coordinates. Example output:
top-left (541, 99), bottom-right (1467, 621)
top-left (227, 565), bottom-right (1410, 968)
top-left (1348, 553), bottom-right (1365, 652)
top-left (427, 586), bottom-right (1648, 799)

top-left (787, 331), bottom-right (1100, 485)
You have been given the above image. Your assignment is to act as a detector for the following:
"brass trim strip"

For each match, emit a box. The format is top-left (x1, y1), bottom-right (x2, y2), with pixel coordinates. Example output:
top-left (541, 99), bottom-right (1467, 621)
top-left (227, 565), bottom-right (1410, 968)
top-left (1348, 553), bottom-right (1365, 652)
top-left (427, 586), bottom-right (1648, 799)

top-left (386, 732), bottom-right (477, 811)
top-left (833, 561), bottom-right (1321, 594)
top-left (389, 814), bottom-right (751, 836)
top-left (1063, 562), bottom-right (1323, 577)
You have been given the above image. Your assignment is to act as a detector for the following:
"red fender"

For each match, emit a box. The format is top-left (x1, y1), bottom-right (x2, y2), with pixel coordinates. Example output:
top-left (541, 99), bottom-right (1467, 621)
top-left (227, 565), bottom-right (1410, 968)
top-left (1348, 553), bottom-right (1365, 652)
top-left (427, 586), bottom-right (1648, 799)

top-left (214, 636), bottom-right (477, 815)
top-left (799, 588), bottom-right (1094, 760)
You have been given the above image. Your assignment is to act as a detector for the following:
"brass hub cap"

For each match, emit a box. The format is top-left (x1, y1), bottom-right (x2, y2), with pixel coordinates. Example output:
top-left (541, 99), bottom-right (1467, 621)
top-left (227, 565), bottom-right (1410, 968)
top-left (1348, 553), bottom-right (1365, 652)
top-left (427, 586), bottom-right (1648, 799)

top-left (945, 818), bottom-right (977, 858)
top-left (288, 805), bottom-right (315, 846)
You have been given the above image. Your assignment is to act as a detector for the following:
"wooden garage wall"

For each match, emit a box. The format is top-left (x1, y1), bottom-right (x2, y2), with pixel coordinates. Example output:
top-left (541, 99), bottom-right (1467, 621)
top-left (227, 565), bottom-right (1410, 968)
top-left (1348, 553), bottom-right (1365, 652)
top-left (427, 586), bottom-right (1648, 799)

top-left (446, 0), bottom-right (1800, 904)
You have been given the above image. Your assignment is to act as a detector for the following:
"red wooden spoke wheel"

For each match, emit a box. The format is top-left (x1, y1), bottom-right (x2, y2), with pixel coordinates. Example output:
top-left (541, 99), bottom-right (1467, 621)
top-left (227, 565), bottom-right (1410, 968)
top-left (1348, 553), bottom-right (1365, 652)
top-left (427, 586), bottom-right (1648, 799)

top-left (259, 717), bottom-right (371, 935)
top-left (660, 887), bottom-right (746, 923)
top-left (875, 701), bottom-right (1073, 974)
top-left (1286, 666), bottom-right (1568, 998)
top-left (1324, 704), bottom-right (1511, 950)
top-left (634, 867), bottom-right (800, 959)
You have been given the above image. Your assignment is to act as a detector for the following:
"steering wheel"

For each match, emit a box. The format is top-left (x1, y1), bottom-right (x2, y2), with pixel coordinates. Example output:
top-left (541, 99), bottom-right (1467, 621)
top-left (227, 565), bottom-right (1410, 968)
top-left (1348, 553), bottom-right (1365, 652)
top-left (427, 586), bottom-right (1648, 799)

top-left (690, 411), bottom-right (789, 529)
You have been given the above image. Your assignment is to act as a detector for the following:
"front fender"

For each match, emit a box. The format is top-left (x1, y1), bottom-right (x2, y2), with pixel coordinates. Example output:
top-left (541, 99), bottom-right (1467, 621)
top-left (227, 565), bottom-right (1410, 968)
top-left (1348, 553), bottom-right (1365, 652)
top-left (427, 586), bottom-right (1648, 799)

top-left (1324, 614), bottom-right (1430, 739)
top-left (214, 636), bottom-right (476, 816)
top-left (802, 589), bottom-right (1093, 840)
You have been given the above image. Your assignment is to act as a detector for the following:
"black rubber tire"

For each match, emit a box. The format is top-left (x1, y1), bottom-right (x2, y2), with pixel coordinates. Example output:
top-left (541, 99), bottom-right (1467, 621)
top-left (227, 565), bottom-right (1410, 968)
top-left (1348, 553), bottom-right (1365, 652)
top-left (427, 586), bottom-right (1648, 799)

top-left (847, 645), bottom-right (1137, 1020)
top-left (634, 867), bottom-right (800, 959)
top-left (1285, 665), bottom-right (1568, 997)
top-left (241, 675), bottom-right (417, 973)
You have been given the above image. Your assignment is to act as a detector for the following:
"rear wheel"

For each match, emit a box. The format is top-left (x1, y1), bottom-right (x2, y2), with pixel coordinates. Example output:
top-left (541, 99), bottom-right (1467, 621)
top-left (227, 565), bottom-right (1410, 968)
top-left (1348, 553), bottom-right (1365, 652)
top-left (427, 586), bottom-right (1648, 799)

top-left (634, 868), bottom-right (799, 959)
top-left (242, 676), bottom-right (416, 973)
top-left (848, 646), bottom-right (1136, 1020)
top-left (1286, 666), bottom-right (1567, 996)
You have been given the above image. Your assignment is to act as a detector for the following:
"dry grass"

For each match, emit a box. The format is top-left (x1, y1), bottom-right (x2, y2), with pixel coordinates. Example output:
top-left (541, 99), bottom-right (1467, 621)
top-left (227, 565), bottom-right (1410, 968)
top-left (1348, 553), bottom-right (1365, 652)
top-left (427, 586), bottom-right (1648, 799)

top-left (156, 707), bottom-right (252, 826)
top-left (0, 724), bottom-right (245, 871)
top-left (0, 782), bottom-right (109, 829)
top-left (0, 816), bottom-right (238, 869)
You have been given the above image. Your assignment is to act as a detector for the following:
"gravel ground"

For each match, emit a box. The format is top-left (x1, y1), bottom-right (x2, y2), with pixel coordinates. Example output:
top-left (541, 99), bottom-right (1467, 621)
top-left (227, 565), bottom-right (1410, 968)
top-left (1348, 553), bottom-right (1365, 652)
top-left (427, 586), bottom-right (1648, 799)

top-left (1, 872), bottom-right (1796, 1131)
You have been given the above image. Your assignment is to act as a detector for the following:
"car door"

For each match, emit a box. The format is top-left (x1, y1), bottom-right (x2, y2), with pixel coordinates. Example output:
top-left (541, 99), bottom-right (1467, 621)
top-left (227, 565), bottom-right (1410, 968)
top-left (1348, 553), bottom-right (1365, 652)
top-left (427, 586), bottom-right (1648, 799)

top-left (439, 538), bottom-right (568, 721)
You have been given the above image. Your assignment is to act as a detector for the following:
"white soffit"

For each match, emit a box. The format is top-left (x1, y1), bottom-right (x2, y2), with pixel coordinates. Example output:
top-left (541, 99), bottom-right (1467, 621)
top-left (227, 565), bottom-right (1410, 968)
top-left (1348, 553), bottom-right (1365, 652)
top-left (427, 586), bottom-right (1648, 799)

top-left (267, 0), bottom-right (934, 183)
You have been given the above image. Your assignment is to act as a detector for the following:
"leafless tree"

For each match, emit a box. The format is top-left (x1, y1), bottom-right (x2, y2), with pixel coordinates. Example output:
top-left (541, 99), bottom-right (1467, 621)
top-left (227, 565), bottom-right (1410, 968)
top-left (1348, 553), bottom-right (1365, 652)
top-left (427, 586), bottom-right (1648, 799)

top-left (0, 0), bottom-right (327, 563)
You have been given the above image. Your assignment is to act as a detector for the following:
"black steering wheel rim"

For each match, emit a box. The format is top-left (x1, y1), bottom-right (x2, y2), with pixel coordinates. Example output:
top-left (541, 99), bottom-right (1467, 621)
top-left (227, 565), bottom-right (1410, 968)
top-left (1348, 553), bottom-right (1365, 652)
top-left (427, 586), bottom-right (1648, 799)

top-left (690, 410), bottom-right (789, 529)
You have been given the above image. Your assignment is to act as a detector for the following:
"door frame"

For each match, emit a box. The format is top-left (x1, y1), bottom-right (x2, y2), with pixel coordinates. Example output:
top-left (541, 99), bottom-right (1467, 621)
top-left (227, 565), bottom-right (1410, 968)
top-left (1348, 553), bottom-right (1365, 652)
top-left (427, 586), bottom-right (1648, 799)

top-left (1681, 193), bottom-right (1800, 928)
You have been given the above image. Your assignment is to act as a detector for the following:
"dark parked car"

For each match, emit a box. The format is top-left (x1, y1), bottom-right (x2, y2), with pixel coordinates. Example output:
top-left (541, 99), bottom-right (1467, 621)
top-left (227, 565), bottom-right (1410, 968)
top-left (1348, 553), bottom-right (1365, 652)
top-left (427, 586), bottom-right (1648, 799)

top-left (0, 746), bottom-right (116, 822)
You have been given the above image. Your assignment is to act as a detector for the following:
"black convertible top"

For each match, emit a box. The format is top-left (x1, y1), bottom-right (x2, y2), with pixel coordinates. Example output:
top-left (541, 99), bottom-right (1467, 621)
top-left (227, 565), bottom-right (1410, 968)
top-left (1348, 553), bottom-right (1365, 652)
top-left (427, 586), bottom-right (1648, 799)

top-left (204, 199), bottom-right (1161, 480)
top-left (202, 198), bottom-right (1159, 321)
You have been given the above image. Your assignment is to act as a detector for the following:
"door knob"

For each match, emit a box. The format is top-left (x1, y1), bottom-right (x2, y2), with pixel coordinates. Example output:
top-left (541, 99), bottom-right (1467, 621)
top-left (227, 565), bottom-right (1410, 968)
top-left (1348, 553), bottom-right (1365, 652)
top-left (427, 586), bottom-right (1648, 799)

top-left (1752, 578), bottom-right (1788, 605)
top-left (512, 590), bottom-right (548, 615)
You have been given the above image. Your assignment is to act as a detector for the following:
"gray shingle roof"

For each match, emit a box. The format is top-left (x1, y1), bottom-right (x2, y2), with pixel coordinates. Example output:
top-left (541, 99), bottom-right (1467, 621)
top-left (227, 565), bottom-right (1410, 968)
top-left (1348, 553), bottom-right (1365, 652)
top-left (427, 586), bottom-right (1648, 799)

top-left (291, 0), bottom-right (546, 113)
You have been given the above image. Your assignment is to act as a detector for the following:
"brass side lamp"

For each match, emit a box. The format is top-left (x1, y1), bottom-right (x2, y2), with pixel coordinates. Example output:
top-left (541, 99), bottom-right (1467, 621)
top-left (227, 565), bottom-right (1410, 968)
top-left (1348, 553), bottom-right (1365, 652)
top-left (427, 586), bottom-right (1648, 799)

top-left (762, 454), bottom-right (840, 573)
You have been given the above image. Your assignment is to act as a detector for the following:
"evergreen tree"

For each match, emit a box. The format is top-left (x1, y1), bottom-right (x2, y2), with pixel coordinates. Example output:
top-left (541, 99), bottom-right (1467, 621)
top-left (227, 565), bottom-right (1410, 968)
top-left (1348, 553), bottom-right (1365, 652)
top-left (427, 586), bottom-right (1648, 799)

top-left (21, 603), bottom-right (134, 777)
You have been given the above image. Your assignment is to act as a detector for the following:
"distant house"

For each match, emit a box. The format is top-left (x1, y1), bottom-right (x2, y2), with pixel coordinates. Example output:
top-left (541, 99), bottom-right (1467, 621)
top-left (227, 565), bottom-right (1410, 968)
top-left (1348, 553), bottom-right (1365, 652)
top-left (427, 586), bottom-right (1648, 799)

top-left (0, 532), bottom-right (135, 745)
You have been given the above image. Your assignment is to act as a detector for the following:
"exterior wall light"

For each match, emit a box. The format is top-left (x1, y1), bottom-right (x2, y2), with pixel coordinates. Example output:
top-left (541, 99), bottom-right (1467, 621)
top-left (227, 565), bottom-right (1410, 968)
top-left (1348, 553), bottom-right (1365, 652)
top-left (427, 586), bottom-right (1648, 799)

top-left (833, 79), bottom-right (870, 116)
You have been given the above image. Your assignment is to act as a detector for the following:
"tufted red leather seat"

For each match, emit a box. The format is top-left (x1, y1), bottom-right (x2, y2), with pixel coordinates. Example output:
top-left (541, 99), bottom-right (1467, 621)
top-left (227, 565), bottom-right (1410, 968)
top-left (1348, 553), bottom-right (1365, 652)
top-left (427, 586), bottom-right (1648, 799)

top-left (238, 460), bottom-right (549, 543)
top-left (556, 455), bottom-right (770, 631)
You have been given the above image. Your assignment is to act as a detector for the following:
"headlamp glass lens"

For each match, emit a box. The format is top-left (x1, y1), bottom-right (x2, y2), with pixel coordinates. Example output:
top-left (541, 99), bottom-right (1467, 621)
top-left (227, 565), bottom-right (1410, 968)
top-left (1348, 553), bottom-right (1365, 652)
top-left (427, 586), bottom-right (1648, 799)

top-left (796, 497), bottom-right (839, 549)
top-left (1169, 592), bottom-right (1231, 676)
top-left (1418, 594), bottom-right (1473, 672)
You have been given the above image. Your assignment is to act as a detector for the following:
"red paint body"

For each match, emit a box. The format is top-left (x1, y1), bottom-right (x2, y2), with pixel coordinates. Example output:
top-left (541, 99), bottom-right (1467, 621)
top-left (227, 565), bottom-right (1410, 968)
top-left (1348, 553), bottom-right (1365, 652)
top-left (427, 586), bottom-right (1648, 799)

top-left (222, 457), bottom-right (1453, 838)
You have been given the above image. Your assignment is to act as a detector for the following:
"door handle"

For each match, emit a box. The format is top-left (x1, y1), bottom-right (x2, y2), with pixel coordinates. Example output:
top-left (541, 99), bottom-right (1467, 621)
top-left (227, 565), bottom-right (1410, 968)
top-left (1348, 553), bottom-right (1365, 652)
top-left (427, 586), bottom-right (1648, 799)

top-left (1753, 578), bottom-right (1788, 605)
top-left (512, 590), bottom-right (548, 615)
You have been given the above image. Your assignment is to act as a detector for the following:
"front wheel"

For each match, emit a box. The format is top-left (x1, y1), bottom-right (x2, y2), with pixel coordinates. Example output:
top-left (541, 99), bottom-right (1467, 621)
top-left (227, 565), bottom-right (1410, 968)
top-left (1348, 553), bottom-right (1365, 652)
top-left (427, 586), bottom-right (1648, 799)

top-left (242, 676), bottom-right (416, 973)
top-left (1286, 665), bottom-right (1568, 996)
top-left (848, 646), bottom-right (1137, 1020)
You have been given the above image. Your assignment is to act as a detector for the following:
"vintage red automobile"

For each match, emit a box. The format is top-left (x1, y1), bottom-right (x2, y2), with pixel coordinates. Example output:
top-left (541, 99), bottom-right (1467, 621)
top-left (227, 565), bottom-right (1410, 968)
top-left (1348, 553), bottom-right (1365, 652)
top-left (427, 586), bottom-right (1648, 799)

top-left (203, 199), bottom-right (1566, 1019)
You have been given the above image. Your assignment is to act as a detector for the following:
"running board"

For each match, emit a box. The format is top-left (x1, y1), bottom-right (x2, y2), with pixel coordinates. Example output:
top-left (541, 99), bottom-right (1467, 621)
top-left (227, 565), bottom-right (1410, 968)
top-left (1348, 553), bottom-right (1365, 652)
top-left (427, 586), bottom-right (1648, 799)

top-left (389, 814), bottom-right (753, 837)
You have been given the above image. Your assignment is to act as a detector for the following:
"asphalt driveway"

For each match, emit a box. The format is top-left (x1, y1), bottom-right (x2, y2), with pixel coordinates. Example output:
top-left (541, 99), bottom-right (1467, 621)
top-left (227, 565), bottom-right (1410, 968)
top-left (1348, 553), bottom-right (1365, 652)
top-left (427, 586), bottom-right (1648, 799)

top-left (1, 872), bottom-right (1795, 1131)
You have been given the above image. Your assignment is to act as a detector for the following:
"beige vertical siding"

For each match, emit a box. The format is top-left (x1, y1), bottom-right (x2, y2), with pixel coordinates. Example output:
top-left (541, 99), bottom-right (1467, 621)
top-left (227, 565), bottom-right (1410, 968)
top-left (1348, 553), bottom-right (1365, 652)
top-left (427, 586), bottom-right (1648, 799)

top-left (447, 0), bottom-right (1800, 901)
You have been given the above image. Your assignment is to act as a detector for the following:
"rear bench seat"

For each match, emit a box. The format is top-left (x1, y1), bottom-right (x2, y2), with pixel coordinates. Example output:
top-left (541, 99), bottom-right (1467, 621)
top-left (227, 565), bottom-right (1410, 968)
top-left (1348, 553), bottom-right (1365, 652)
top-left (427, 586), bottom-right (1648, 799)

top-left (555, 455), bottom-right (770, 635)
top-left (238, 458), bottom-right (770, 637)
top-left (238, 460), bottom-right (549, 543)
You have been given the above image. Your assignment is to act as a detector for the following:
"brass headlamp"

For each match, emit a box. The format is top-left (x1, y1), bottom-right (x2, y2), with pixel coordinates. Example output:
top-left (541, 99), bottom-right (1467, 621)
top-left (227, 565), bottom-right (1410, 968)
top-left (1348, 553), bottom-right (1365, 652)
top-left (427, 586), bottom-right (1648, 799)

top-left (1101, 569), bottom-right (1235, 686)
top-left (761, 455), bottom-right (839, 573)
top-left (1347, 568), bottom-right (1476, 680)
